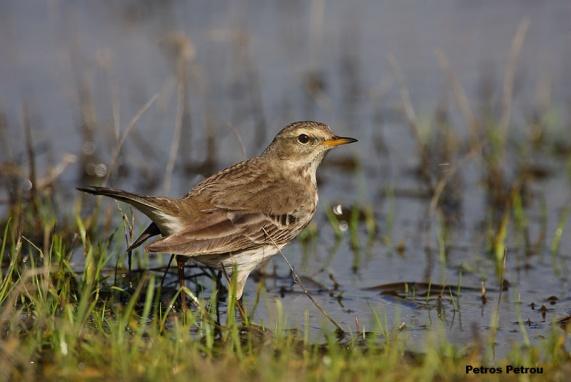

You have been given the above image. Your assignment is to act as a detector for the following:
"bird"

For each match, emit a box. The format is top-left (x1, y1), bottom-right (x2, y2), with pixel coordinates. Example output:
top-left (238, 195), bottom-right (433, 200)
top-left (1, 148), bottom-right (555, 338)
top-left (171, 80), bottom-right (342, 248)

top-left (78, 121), bottom-right (357, 303)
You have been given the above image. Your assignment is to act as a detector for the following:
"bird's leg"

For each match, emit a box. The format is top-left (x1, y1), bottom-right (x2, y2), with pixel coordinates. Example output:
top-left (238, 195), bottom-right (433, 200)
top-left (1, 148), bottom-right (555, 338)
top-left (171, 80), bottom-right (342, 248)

top-left (126, 222), bottom-right (161, 272)
top-left (221, 267), bottom-right (250, 324)
top-left (214, 270), bottom-right (223, 326)
top-left (176, 256), bottom-right (188, 311)
top-left (236, 298), bottom-right (248, 324)
top-left (160, 254), bottom-right (175, 290)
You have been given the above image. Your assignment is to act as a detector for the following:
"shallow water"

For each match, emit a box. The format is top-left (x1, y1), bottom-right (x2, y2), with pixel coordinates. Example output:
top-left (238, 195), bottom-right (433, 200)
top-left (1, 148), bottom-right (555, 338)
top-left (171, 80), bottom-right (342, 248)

top-left (1, 0), bottom-right (571, 356)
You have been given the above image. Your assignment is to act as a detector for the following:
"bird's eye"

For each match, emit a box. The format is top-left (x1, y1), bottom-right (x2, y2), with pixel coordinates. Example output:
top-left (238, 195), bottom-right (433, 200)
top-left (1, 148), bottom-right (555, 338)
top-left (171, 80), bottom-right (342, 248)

top-left (297, 134), bottom-right (310, 144)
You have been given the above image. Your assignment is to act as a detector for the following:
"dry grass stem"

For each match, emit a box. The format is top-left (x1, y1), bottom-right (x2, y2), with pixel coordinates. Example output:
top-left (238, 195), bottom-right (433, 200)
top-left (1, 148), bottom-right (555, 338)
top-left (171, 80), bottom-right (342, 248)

top-left (104, 92), bottom-right (160, 185)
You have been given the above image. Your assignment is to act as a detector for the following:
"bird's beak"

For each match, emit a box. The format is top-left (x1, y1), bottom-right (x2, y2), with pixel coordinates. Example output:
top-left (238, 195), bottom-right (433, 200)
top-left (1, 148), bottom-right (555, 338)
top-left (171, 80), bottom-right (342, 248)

top-left (323, 136), bottom-right (358, 148)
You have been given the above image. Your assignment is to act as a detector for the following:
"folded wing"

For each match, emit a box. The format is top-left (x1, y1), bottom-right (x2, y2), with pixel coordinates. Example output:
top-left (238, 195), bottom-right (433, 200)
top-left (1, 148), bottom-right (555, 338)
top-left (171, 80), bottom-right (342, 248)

top-left (145, 209), bottom-right (296, 255)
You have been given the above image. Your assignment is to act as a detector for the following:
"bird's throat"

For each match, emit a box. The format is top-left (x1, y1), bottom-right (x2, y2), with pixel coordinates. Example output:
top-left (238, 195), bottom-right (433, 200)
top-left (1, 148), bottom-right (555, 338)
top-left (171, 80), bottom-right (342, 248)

top-left (297, 159), bottom-right (320, 188)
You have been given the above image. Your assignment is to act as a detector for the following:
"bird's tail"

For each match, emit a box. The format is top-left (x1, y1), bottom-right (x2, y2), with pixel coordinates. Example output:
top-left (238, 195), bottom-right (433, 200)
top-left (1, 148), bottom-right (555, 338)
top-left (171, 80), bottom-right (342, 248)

top-left (77, 186), bottom-right (179, 234)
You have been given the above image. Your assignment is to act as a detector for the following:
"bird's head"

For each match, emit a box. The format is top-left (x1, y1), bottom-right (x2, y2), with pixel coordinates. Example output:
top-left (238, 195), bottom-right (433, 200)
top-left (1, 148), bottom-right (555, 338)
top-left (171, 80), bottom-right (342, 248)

top-left (262, 121), bottom-right (357, 172)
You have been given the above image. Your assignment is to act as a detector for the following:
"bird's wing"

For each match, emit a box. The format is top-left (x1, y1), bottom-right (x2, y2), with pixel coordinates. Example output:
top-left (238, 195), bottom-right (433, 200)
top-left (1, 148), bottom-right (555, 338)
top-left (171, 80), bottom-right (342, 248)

top-left (145, 208), bottom-right (299, 255)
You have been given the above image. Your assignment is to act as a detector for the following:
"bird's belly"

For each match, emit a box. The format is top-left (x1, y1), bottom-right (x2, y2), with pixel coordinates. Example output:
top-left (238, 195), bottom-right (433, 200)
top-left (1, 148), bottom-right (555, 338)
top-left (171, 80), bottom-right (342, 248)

top-left (194, 245), bottom-right (284, 270)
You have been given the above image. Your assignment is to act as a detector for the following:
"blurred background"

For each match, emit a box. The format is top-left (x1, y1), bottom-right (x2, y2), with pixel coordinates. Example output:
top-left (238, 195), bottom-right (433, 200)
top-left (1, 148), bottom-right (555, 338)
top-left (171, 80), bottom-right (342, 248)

top-left (1, 0), bottom-right (571, 350)
top-left (1, 0), bottom-right (570, 195)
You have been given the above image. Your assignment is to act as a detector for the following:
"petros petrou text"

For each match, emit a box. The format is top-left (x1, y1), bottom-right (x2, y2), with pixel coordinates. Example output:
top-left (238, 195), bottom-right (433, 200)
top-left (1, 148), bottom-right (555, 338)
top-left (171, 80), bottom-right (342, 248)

top-left (466, 365), bottom-right (543, 375)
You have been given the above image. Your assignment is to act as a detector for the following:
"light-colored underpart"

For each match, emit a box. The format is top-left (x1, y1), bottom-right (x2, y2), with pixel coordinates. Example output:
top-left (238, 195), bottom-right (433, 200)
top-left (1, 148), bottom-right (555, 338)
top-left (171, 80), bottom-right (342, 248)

top-left (194, 244), bottom-right (285, 299)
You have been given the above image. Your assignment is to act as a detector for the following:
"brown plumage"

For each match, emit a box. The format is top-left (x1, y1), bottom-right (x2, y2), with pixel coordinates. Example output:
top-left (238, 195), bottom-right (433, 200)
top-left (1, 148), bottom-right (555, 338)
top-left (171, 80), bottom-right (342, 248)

top-left (78, 121), bottom-right (357, 299)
